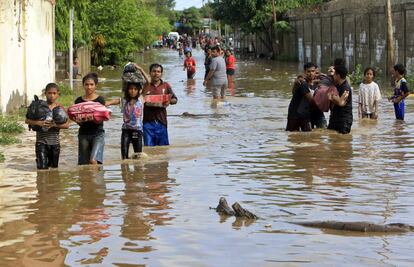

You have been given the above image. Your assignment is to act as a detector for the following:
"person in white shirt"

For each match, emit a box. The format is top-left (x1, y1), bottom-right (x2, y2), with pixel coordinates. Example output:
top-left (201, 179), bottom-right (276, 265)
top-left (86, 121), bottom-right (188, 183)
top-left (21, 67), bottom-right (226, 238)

top-left (358, 67), bottom-right (381, 119)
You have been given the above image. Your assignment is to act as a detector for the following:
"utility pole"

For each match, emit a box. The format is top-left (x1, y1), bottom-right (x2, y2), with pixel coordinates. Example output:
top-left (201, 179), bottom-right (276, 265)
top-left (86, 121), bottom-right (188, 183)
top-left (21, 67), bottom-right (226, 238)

top-left (386, 0), bottom-right (395, 84)
top-left (69, 8), bottom-right (74, 90)
top-left (271, 0), bottom-right (278, 58)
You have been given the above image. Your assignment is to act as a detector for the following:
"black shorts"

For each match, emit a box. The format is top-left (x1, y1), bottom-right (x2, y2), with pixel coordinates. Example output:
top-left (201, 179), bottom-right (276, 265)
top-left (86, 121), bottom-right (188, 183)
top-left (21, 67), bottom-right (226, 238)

top-left (328, 122), bottom-right (352, 134)
top-left (226, 69), bottom-right (235, 76)
top-left (187, 71), bottom-right (195, 79)
top-left (286, 117), bottom-right (311, 132)
top-left (35, 142), bottom-right (60, 169)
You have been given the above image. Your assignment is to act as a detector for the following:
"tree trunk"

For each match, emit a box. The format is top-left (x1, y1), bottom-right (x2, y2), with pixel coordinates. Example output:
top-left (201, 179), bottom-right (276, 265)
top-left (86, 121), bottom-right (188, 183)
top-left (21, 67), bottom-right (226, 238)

top-left (386, 0), bottom-right (395, 85)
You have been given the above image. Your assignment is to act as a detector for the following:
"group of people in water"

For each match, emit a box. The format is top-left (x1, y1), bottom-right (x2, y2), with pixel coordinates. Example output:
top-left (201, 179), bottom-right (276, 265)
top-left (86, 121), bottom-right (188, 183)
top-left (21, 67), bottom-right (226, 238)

top-left (286, 58), bottom-right (410, 134)
top-left (181, 44), bottom-right (236, 99)
top-left (26, 43), bottom-right (238, 171)
top-left (26, 63), bottom-right (177, 169)
top-left (25, 49), bottom-right (410, 170)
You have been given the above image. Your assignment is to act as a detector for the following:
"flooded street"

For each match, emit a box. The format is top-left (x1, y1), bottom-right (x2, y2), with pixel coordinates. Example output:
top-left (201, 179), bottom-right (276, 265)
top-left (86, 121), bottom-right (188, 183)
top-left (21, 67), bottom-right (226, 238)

top-left (1, 48), bottom-right (414, 266)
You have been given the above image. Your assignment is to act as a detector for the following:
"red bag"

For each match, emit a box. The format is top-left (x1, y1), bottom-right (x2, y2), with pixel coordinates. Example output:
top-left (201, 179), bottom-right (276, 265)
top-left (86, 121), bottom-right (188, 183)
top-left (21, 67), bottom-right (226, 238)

top-left (314, 84), bottom-right (339, 112)
top-left (68, 101), bottom-right (111, 123)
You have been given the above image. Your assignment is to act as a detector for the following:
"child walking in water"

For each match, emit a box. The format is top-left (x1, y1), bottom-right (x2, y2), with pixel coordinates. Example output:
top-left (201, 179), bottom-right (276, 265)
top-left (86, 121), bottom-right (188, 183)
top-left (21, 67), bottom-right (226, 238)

top-left (120, 82), bottom-right (144, 159)
top-left (388, 64), bottom-right (410, 120)
top-left (108, 64), bottom-right (150, 159)
top-left (183, 51), bottom-right (196, 79)
top-left (358, 67), bottom-right (381, 119)
top-left (26, 83), bottom-right (70, 169)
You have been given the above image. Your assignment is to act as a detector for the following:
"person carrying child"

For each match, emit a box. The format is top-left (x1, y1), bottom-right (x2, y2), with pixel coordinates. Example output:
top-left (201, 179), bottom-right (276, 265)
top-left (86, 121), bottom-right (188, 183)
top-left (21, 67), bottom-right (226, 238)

top-left (358, 67), bottom-right (381, 119)
top-left (183, 51), bottom-right (196, 79)
top-left (25, 83), bottom-right (70, 169)
top-left (388, 64), bottom-right (410, 120)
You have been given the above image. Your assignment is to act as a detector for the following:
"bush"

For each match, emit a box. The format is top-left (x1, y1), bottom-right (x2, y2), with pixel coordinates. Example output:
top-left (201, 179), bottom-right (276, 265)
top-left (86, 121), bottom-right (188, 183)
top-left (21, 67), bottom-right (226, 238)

top-left (349, 64), bottom-right (363, 85)
top-left (0, 117), bottom-right (24, 134)
top-left (0, 134), bottom-right (21, 145)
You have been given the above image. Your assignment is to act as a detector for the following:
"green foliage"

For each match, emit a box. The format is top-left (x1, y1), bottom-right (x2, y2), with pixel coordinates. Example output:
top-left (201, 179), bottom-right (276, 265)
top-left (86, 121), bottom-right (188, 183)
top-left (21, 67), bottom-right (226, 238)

top-left (210, 0), bottom-right (328, 33)
top-left (0, 117), bottom-right (24, 134)
top-left (0, 151), bottom-right (4, 162)
top-left (55, 0), bottom-right (91, 50)
top-left (0, 116), bottom-right (24, 151)
top-left (177, 7), bottom-right (203, 34)
top-left (0, 135), bottom-right (21, 145)
top-left (350, 64), bottom-right (363, 85)
top-left (89, 0), bottom-right (171, 65)
top-left (57, 83), bottom-right (75, 107)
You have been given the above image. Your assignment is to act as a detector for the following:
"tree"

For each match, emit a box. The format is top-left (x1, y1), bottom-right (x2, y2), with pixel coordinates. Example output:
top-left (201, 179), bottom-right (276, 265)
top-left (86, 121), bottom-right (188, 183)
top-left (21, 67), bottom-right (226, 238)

top-left (55, 0), bottom-right (91, 50)
top-left (210, 0), bottom-right (329, 58)
top-left (89, 0), bottom-right (171, 65)
top-left (177, 7), bottom-right (203, 35)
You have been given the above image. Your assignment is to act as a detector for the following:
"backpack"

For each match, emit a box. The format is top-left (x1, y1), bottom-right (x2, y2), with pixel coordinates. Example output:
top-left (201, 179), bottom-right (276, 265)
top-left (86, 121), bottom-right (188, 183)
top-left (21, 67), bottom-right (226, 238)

top-left (122, 63), bottom-right (144, 92)
top-left (26, 95), bottom-right (50, 131)
top-left (68, 101), bottom-right (111, 123)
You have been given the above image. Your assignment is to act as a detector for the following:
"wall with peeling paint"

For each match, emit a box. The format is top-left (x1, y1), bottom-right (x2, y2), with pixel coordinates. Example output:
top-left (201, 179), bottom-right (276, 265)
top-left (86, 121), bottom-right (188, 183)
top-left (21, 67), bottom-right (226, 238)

top-left (288, 0), bottom-right (414, 75)
top-left (0, 0), bottom-right (55, 113)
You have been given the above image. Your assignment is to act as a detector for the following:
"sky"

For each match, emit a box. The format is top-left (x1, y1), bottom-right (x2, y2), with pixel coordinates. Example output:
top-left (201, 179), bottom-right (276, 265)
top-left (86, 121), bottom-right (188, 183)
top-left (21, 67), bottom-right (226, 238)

top-left (174, 0), bottom-right (204, 10)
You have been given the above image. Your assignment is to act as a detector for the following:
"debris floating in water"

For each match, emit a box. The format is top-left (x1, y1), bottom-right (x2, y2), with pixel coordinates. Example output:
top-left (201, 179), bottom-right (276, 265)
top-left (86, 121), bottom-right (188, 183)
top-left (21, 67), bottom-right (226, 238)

top-left (293, 221), bottom-right (413, 233)
top-left (240, 92), bottom-right (255, 97)
top-left (215, 197), bottom-right (258, 219)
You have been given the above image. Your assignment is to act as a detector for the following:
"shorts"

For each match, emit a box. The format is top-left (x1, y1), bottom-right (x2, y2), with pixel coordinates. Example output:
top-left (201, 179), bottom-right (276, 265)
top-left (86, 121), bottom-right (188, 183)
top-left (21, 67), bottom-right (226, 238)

top-left (187, 71), bottom-right (195, 79)
top-left (328, 122), bottom-right (352, 134)
top-left (226, 69), bottom-right (235, 76)
top-left (286, 117), bottom-right (311, 132)
top-left (143, 121), bottom-right (169, 146)
top-left (211, 82), bottom-right (227, 97)
top-left (78, 132), bottom-right (105, 165)
top-left (35, 142), bottom-right (60, 169)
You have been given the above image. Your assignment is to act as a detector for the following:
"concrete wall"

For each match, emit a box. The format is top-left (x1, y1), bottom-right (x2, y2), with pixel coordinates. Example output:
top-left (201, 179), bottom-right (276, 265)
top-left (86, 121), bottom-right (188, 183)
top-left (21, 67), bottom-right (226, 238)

top-left (287, 0), bottom-right (414, 74)
top-left (55, 47), bottom-right (91, 79)
top-left (0, 0), bottom-right (55, 113)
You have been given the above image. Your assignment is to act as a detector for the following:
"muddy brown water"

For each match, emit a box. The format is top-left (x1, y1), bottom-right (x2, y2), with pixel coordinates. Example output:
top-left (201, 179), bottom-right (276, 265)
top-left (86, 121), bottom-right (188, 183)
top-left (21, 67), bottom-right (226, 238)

top-left (1, 49), bottom-right (414, 266)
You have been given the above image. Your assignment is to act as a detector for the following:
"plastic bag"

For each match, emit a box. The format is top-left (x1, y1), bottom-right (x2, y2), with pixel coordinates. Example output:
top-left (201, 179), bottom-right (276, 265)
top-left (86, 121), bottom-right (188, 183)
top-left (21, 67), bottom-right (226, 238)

top-left (26, 95), bottom-right (50, 131)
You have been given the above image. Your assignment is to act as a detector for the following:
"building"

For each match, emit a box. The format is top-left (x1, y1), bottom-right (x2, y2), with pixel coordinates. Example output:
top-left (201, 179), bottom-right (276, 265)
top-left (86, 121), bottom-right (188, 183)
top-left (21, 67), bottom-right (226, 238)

top-left (0, 0), bottom-right (55, 113)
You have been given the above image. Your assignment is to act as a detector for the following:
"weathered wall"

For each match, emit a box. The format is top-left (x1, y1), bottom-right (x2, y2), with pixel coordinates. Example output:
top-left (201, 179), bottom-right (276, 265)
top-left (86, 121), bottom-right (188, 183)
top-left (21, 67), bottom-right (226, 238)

top-left (233, 0), bottom-right (414, 74)
top-left (55, 47), bottom-right (91, 79)
top-left (287, 0), bottom-right (414, 74)
top-left (0, 0), bottom-right (55, 113)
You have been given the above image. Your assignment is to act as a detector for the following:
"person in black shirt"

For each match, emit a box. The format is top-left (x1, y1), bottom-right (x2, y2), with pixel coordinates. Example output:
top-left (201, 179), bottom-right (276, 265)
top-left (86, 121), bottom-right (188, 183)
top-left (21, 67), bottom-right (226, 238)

top-left (328, 65), bottom-right (353, 134)
top-left (286, 62), bottom-right (317, 131)
top-left (74, 73), bottom-right (106, 165)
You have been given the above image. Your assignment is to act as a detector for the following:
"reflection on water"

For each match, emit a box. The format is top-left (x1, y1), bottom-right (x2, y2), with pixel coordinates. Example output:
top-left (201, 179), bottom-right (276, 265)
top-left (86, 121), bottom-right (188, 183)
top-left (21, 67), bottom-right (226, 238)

top-left (1, 49), bottom-right (414, 266)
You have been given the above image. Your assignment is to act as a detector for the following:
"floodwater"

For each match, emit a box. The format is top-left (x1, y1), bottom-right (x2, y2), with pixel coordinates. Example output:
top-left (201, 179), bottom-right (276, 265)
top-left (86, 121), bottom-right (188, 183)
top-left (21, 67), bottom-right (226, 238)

top-left (1, 49), bottom-right (414, 266)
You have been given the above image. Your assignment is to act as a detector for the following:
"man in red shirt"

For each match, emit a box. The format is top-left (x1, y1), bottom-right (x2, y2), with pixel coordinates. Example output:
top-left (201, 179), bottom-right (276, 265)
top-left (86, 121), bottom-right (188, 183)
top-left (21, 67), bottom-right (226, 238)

top-left (142, 64), bottom-right (178, 146)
